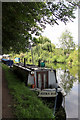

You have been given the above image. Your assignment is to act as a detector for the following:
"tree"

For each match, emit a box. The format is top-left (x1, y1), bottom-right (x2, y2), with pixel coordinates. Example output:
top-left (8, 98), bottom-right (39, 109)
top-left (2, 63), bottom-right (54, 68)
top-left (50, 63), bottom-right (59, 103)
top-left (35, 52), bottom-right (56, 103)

top-left (42, 42), bottom-right (53, 52)
top-left (59, 30), bottom-right (76, 54)
top-left (36, 36), bottom-right (51, 44)
top-left (33, 36), bottom-right (54, 58)
top-left (2, 1), bottom-right (80, 53)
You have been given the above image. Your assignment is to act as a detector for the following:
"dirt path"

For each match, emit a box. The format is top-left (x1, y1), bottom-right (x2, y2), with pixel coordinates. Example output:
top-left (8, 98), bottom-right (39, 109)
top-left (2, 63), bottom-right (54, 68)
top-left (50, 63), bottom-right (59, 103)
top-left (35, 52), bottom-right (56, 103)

top-left (0, 66), bottom-right (2, 119)
top-left (2, 69), bottom-right (15, 118)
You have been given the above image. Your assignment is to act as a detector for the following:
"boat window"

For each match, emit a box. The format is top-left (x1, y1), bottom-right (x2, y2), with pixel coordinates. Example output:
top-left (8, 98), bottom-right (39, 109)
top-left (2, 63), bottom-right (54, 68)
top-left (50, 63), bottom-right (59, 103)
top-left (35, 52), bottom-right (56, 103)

top-left (44, 74), bottom-right (47, 88)
top-left (38, 74), bottom-right (41, 89)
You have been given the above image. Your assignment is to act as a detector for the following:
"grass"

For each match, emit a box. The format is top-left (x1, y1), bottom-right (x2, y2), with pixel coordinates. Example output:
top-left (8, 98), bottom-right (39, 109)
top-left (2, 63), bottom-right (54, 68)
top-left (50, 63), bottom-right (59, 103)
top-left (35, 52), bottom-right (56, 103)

top-left (2, 64), bottom-right (55, 119)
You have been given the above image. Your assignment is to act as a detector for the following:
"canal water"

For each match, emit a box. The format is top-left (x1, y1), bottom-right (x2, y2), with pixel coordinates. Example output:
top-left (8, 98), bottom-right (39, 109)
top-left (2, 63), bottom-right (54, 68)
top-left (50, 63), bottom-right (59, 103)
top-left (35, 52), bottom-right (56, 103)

top-left (47, 63), bottom-right (78, 118)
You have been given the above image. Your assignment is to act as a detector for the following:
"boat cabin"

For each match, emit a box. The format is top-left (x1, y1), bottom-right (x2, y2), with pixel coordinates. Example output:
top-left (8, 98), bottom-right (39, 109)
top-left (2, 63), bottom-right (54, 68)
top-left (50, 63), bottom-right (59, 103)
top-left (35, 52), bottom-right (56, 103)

top-left (13, 63), bottom-right (66, 97)
top-left (14, 63), bottom-right (57, 89)
top-left (28, 67), bottom-right (57, 90)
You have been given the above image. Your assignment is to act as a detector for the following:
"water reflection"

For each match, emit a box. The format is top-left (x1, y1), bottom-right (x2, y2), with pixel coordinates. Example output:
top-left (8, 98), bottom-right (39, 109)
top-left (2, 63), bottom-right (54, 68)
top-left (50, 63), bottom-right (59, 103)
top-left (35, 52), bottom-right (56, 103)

top-left (65, 81), bottom-right (78, 118)
top-left (56, 64), bottom-right (78, 118)
top-left (47, 63), bottom-right (78, 118)
top-left (56, 68), bottom-right (77, 95)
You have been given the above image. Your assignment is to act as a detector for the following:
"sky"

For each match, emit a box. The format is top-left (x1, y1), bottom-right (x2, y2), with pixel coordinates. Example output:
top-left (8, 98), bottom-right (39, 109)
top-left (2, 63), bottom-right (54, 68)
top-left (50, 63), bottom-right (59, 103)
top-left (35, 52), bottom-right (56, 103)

top-left (42, 9), bottom-right (78, 47)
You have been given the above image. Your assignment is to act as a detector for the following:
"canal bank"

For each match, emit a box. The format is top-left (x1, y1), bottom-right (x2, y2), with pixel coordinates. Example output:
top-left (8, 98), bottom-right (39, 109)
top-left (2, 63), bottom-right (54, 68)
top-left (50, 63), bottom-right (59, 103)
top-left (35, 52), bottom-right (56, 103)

top-left (2, 62), bottom-right (78, 119)
top-left (2, 64), bottom-right (54, 119)
top-left (56, 66), bottom-right (78, 119)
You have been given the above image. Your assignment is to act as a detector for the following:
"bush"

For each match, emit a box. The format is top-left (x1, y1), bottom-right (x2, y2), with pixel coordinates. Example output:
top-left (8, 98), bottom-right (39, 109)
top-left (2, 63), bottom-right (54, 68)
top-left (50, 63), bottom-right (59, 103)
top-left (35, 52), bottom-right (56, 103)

top-left (66, 50), bottom-right (78, 66)
top-left (57, 56), bottom-right (66, 63)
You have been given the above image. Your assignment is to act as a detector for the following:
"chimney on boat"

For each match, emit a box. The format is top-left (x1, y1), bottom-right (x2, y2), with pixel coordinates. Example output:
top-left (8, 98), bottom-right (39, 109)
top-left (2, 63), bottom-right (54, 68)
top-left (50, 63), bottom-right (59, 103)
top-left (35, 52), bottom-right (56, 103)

top-left (24, 58), bottom-right (26, 67)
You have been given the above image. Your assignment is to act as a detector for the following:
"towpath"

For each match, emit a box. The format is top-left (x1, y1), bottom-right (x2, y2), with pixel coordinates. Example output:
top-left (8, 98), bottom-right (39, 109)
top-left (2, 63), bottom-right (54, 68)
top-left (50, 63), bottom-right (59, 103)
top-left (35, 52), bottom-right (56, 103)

top-left (2, 68), bottom-right (15, 118)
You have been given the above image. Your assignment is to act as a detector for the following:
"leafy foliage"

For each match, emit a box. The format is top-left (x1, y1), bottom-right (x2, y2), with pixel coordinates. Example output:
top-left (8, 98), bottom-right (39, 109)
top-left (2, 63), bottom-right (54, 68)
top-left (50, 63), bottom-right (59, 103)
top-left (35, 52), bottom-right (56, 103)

top-left (59, 30), bottom-right (75, 54)
top-left (2, 1), bottom-right (80, 53)
top-left (66, 50), bottom-right (78, 66)
top-left (36, 36), bottom-right (51, 44)
top-left (9, 32), bottom-right (78, 67)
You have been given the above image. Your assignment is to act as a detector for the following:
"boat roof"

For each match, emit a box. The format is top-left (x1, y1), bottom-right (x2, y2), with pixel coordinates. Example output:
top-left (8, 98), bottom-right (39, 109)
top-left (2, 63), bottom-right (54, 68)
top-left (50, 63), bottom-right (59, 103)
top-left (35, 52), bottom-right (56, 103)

top-left (14, 63), bottom-right (55, 72)
top-left (2, 54), bottom-right (10, 57)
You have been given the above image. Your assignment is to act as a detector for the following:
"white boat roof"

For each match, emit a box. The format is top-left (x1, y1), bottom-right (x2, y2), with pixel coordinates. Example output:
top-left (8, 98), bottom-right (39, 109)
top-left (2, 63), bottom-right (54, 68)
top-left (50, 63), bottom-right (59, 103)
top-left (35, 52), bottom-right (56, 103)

top-left (3, 54), bottom-right (10, 57)
top-left (14, 63), bottom-right (54, 72)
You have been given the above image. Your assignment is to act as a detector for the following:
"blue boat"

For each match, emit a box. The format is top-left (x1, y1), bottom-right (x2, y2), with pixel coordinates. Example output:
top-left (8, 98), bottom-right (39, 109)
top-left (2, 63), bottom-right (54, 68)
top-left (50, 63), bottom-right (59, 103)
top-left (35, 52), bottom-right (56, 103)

top-left (2, 58), bottom-right (13, 67)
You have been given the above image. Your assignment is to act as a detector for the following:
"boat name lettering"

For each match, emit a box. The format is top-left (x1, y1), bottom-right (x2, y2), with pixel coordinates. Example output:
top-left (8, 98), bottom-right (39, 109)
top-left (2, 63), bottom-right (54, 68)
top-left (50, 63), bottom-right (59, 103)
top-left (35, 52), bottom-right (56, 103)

top-left (39, 91), bottom-right (56, 95)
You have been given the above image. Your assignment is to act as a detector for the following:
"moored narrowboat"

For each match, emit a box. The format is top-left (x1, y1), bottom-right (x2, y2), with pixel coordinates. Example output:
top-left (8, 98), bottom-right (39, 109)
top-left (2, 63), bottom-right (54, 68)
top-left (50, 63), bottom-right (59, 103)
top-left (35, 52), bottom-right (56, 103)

top-left (13, 63), bottom-right (66, 106)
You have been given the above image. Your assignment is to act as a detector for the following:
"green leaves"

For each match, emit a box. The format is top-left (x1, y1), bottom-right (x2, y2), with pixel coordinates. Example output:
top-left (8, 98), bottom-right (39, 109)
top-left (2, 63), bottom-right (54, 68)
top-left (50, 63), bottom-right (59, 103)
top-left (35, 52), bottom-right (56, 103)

top-left (59, 30), bottom-right (75, 54)
top-left (2, 2), bottom-right (79, 53)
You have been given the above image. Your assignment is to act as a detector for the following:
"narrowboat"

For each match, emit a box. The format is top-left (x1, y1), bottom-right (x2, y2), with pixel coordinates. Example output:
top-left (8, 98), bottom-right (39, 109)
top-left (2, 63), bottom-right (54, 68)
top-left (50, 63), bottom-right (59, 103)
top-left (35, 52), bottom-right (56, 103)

top-left (1, 54), bottom-right (13, 67)
top-left (13, 63), bottom-right (66, 108)
top-left (2, 58), bottom-right (13, 67)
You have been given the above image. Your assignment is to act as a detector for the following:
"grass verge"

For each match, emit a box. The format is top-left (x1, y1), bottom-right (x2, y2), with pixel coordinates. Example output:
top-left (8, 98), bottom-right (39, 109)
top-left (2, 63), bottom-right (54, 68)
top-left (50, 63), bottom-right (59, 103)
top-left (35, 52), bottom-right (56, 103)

top-left (2, 64), bottom-right (55, 119)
